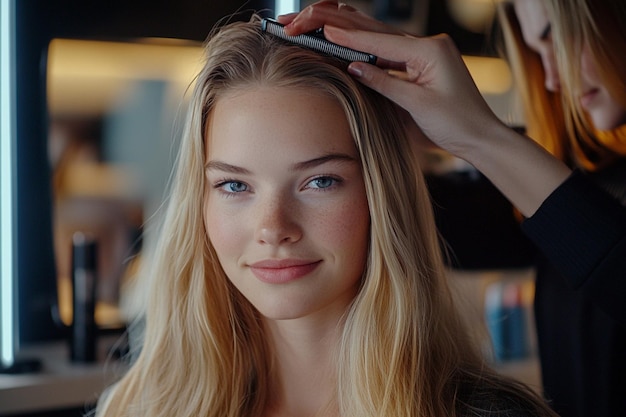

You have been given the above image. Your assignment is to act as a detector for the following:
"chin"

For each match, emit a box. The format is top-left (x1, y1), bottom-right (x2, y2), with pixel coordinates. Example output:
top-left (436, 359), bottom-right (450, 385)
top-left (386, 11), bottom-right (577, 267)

top-left (591, 112), bottom-right (626, 131)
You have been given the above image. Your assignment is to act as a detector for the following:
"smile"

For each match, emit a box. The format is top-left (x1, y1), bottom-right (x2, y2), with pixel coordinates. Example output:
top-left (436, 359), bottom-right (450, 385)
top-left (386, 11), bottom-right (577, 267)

top-left (249, 259), bottom-right (322, 284)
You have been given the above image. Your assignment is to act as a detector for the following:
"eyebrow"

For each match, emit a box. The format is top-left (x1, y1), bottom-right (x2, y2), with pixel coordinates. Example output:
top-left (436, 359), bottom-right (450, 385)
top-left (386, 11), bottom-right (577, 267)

top-left (539, 23), bottom-right (551, 41)
top-left (291, 153), bottom-right (358, 171)
top-left (205, 153), bottom-right (359, 174)
top-left (205, 160), bottom-right (252, 175)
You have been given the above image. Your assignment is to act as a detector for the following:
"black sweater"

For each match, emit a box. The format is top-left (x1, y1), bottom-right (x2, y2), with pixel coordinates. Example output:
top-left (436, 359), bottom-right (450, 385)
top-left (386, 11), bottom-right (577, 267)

top-left (520, 169), bottom-right (626, 417)
top-left (522, 169), bottom-right (626, 326)
top-left (428, 166), bottom-right (626, 417)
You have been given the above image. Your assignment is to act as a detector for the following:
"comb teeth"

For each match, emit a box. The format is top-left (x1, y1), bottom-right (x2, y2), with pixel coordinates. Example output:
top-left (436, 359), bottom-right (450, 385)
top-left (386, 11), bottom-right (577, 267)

top-left (261, 19), bottom-right (377, 65)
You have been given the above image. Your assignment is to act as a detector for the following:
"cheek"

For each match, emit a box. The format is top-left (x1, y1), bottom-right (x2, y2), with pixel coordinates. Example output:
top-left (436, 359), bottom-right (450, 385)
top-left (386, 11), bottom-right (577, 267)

top-left (580, 46), bottom-right (598, 82)
top-left (590, 103), bottom-right (626, 131)
top-left (319, 196), bottom-right (370, 257)
top-left (203, 196), bottom-right (242, 263)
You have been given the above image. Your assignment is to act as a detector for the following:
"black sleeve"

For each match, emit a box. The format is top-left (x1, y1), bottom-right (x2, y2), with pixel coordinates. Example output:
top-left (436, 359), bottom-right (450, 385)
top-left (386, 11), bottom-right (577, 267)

top-left (521, 170), bottom-right (626, 326)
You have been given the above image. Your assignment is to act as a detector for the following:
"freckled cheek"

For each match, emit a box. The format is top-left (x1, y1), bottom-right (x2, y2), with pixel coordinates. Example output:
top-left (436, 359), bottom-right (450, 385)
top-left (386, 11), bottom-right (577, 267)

top-left (203, 201), bottom-right (245, 261)
top-left (316, 197), bottom-right (370, 252)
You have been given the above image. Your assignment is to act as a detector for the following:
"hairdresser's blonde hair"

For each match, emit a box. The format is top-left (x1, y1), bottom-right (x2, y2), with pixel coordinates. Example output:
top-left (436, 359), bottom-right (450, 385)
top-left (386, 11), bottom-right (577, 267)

top-left (497, 3), bottom-right (569, 164)
top-left (97, 15), bottom-right (557, 417)
top-left (546, 0), bottom-right (626, 167)
top-left (498, 0), bottom-right (626, 170)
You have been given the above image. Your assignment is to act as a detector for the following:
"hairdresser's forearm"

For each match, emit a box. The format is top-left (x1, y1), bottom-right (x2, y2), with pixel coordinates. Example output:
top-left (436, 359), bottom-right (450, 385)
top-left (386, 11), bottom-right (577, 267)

top-left (462, 122), bottom-right (572, 218)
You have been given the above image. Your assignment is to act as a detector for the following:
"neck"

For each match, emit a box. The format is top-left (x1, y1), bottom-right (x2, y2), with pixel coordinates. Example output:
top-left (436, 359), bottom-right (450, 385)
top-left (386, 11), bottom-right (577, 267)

top-left (263, 316), bottom-right (343, 417)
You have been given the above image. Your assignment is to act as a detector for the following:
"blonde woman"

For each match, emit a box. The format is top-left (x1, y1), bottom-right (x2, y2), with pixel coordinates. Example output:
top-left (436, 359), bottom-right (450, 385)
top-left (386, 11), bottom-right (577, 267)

top-left (283, 1), bottom-right (626, 417)
top-left (95, 15), bottom-right (557, 417)
top-left (500, 0), bottom-right (626, 171)
top-left (498, 1), bottom-right (626, 416)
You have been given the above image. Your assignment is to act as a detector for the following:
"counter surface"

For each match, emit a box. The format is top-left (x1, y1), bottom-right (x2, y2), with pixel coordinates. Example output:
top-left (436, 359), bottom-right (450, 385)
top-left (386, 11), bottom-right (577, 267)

top-left (0, 335), bottom-right (126, 415)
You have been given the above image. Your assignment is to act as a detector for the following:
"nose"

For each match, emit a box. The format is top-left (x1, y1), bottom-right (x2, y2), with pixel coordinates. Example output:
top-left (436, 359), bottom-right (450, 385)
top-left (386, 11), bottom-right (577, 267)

top-left (254, 194), bottom-right (302, 246)
top-left (541, 50), bottom-right (561, 92)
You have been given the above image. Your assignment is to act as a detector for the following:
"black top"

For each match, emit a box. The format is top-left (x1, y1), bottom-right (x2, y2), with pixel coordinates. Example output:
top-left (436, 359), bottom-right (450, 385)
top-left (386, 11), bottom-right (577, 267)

top-left (427, 165), bottom-right (626, 417)
top-left (521, 169), bottom-right (626, 417)
top-left (522, 169), bottom-right (626, 326)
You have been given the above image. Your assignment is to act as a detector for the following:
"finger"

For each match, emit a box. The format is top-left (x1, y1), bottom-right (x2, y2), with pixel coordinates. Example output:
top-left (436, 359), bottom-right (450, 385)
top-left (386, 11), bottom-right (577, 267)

top-left (322, 25), bottom-right (411, 70)
top-left (337, 2), bottom-right (357, 12)
top-left (324, 25), bottom-right (423, 65)
top-left (276, 1), bottom-right (349, 26)
top-left (283, 1), bottom-right (401, 37)
top-left (347, 62), bottom-right (422, 115)
top-left (283, 1), bottom-right (341, 35)
top-left (276, 12), bottom-right (299, 25)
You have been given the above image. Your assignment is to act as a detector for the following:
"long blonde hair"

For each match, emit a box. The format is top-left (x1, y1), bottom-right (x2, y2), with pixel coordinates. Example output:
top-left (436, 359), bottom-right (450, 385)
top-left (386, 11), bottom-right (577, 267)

top-left (97, 15), bottom-right (556, 417)
top-left (498, 0), bottom-right (626, 170)
top-left (546, 0), bottom-right (626, 167)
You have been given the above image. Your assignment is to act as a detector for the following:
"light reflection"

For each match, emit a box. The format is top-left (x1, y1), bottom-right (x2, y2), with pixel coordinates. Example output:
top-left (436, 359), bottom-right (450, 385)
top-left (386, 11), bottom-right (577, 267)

top-left (1, 0), bottom-right (16, 367)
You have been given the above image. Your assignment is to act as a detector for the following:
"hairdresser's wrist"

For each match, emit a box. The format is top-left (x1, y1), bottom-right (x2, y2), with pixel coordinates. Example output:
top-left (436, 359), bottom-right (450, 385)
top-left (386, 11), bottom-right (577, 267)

top-left (462, 121), bottom-right (572, 217)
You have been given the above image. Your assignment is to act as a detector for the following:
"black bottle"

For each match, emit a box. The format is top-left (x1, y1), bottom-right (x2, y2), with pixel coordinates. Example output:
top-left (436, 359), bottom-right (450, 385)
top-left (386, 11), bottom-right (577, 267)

top-left (70, 232), bottom-right (98, 363)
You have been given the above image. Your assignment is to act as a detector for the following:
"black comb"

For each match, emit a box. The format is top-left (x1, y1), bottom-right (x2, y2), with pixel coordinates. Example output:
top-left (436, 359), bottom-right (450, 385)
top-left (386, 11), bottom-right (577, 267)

top-left (261, 18), bottom-right (377, 65)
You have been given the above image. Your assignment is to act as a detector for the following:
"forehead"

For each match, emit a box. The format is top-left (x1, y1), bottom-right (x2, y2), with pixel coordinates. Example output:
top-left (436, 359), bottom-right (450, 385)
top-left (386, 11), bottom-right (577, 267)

top-left (206, 86), bottom-right (356, 159)
top-left (514, 0), bottom-right (550, 46)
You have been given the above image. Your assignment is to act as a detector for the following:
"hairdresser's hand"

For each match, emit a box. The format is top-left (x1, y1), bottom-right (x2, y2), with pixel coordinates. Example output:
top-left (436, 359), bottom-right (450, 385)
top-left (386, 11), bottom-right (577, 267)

top-left (322, 26), bottom-right (500, 158)
top-left (278, 0), bottom-right (404, 37)
top-left (279, 1), bottom-right (499, 154)
top-left (279, 1), bottom-right (433, 148)
top-left (280, 4), bottom-right (572, 215)
top-left (321, 26), bottom-right (572, 216)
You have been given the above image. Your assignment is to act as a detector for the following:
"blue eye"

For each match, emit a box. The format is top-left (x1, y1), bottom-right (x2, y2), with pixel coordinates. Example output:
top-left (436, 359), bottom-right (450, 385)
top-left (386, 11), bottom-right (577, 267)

top-left (307, 176), bottom-right (338, 190)
top-left (218, 181), bottom-right (248, 193)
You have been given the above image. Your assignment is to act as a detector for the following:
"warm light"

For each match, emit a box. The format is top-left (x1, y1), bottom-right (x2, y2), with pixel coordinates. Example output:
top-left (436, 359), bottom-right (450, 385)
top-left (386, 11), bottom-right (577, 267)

top-left (448, 0), bottom-right (504, 33)
top-left (463, 55), bottom-right (512, 95)
top-left (47, 39), bottom-right (204, 116)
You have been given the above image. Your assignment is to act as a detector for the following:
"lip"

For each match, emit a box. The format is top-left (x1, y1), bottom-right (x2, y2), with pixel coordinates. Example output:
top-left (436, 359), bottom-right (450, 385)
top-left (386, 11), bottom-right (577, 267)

top-left (580, 88), bottom-right (599, 109)
top-left (249, 259), bottom-right (321, 284)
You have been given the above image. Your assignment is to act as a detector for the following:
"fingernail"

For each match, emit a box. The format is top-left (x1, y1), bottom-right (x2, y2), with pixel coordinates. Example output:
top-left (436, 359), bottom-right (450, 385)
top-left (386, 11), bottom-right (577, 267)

top-left (348, 63), bottom-right (363, 78)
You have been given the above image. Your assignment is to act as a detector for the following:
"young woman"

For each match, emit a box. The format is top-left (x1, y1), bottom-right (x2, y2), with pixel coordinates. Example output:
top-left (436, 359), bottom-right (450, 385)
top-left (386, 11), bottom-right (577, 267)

top-left (501, 0), bottom-right (626, 170)
top-left (95, 15), bottom-right (558, 417)
top-left (282, 1), bottom-right (626, 417)
top-left (498, 2), bottom-right (626, 416)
